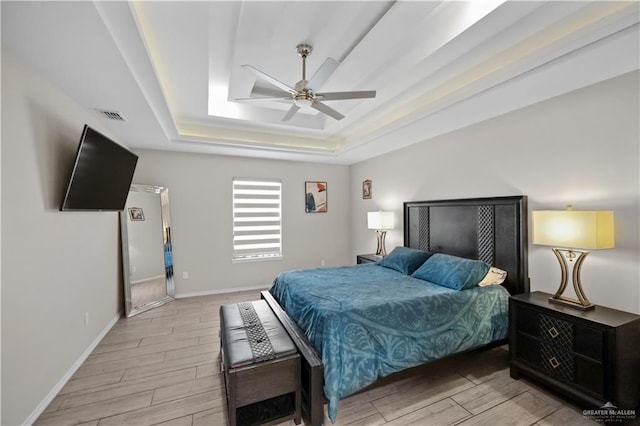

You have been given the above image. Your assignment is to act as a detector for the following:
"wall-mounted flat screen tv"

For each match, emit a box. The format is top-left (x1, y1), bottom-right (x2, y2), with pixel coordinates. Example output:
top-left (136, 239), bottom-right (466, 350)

top-left (60, 125), bottom-right (138, 211)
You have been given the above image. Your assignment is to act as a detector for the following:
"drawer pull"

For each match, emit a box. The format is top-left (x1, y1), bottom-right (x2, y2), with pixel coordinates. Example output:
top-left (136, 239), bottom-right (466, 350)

top-left (548, 326), bottom-right (559, 338)
top-left (549, 356), bottom-right (560, 369)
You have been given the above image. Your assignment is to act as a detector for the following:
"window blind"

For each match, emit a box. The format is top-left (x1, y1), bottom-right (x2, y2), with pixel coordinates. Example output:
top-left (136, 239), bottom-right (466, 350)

top-left (232, 178), bottom-right (282, 261)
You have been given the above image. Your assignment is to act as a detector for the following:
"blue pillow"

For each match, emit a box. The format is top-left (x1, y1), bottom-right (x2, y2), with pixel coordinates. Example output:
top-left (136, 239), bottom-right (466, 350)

top-left (411, 253), bottom-right (490, 290)
top-left (378, 246), bottom-right (434, 275)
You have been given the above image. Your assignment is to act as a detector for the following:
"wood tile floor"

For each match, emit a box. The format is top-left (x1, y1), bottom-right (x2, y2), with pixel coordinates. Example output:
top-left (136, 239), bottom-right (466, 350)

top-left (36, 290), bottom-right (596, 426)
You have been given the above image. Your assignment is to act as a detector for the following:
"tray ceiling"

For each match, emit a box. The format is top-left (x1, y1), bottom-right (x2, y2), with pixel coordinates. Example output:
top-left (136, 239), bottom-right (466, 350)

top-left (2, 1), bottom-right (639, 164)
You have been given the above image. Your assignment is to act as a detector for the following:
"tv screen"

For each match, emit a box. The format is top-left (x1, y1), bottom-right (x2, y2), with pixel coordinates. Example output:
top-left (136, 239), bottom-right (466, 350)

top-left (60, 125), bottom-right (138, 211)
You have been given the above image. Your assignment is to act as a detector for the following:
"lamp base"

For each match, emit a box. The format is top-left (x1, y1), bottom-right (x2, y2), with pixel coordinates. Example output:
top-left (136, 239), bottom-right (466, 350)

top-left (548, 296), bottom-right (595, 311)
top-left (375, 230), bottom-right (388, 256)
top-left (548, 248), bottom-right (595, 311)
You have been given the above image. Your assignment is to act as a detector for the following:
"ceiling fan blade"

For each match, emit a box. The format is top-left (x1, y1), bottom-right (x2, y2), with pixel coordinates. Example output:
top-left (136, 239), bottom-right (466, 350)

top-left (282, 104), bottom-right (300, 121)
top-left (306, 57), bottom-right (340, 91)
top-left (311, 101), bottom-right (345, 121)
top-left (235, 96), bottom-right (290, 102)
top-left (316, 90), bottom-right (376, 101)
top-left (242, 65), bottom-right (296, 95)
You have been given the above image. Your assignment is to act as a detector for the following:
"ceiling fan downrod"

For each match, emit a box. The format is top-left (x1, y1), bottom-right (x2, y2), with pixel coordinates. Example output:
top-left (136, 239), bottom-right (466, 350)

top-left (296, 44), bottom-right (313, 82)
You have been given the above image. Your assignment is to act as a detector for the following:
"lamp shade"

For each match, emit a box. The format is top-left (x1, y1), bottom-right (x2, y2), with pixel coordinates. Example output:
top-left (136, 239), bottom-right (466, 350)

top-left (368, 211), bottom-right (394, 230)
top-left (533, 210), bottom-right (614, 250)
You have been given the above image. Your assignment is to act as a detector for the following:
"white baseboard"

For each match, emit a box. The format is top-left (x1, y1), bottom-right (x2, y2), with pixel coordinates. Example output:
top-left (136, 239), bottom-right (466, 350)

top-left (23, 311), bottom-right (122, 425)
top-left (175, 284), bottom-right (269, 299)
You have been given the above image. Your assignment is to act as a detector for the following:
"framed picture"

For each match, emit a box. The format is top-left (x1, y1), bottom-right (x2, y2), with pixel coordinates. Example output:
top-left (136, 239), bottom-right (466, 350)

top-left (128, 207), bottom-right (145, 221)
top-left (305, 181), bottom-right (327, 213)
top-left (362, 179), bottom-right (372, 199)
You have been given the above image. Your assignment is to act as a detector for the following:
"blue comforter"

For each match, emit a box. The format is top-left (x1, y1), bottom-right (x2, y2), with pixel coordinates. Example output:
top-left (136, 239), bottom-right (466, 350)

top-left (269, 263), bottom-right (509, 422)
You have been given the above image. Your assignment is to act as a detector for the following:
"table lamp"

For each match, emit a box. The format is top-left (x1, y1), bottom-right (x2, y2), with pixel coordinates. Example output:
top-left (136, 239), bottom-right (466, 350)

top-left (533, 206), bottom-right (614, 310)
top-left (367, 211), bottom-right (395, 256)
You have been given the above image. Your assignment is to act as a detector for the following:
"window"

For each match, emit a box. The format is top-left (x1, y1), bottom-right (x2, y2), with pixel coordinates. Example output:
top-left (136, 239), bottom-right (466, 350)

top-left (232, 178), bottom-right (282, 261)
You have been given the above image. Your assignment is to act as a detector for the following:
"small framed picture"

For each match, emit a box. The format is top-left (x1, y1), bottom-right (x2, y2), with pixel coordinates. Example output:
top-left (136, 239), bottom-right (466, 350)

top-left (362, 180), bottom-right (372, 199)
top-left (305, 181), bottom-right (327, 213)
top-left (128, 207), bottom-right (145, 221)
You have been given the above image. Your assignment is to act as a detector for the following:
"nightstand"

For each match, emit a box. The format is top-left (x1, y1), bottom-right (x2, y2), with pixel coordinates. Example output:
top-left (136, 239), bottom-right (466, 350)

top-left (509, 291), bottom-right (640, 411)
top-left (356, 254), bottom-right (382, 264)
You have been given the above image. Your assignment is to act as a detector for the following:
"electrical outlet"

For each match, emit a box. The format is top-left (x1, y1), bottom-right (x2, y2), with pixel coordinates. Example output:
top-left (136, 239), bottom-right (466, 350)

top-left (182, 271), bottom-right (189, 279)
top-left (84, 312), bottom-right (90, 327)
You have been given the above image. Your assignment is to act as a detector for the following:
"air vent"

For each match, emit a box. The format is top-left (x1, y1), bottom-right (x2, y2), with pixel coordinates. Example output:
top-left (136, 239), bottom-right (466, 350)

top-left (95, 109), bottom-right (127, 121)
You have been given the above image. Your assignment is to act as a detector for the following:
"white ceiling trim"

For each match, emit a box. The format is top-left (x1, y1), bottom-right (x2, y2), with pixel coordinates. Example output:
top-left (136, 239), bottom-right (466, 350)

top-left (94, 1), bottom-right (178, 142)
top-left (339, 1), bottom-right (639, 149)
top-left (337, 22), bottom-right (640, 164)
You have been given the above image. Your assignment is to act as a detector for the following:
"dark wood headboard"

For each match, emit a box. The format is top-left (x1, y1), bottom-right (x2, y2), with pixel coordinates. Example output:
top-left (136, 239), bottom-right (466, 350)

top-left (404, 195), bottom-right (529, 295)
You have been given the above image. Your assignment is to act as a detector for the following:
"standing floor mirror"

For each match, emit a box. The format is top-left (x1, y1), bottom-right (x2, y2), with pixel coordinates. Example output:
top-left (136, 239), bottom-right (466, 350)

top-left (121, 184), bottom-right (175, 317)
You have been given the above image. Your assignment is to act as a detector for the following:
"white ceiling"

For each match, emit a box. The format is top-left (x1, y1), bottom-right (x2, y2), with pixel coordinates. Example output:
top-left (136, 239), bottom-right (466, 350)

top-left (2, 1), bottom-right (639, 164)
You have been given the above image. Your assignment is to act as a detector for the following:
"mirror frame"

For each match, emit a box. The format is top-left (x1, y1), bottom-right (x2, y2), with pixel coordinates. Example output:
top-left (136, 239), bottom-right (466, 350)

top-left (120, 184), bottom-right (175, 317)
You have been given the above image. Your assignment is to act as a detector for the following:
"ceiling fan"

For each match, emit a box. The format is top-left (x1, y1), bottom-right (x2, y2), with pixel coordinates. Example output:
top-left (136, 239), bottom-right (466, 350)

top-left (238, 44), bottom-right (376, 121)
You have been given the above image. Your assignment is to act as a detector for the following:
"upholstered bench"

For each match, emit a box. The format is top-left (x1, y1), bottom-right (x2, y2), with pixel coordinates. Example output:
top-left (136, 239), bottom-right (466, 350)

top-left (220, 300), bottom-right (301, 426)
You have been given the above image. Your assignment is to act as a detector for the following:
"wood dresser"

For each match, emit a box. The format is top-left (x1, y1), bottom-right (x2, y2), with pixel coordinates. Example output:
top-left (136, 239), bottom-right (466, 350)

top-left (356, 253), bottom-right (382, 264)
top-left (509, 291), bottom-right (640, 412)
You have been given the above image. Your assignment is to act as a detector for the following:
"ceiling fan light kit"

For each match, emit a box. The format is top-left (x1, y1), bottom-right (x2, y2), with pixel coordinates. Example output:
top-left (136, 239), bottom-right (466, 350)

top-left (294, 97), bottom-right (313, 108)
top-left (239, 43), bottom-right (376, 121)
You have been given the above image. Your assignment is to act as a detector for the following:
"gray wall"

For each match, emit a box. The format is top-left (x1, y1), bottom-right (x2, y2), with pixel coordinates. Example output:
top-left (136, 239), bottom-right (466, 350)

top-left (131, 149), bottom-right (352, 296)
top-left (350, 71), bottom-right (640, 313)
top-left (1, 47), bottom-right (124, 424)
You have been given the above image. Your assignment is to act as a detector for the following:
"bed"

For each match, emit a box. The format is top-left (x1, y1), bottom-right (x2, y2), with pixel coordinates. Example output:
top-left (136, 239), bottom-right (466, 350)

top-left (262, 196), bottom-right (529, 425)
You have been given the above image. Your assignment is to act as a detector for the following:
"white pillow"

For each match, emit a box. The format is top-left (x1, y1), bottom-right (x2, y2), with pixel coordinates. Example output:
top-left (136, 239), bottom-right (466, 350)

top-left (478, 267), bottom-right (507, 287)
